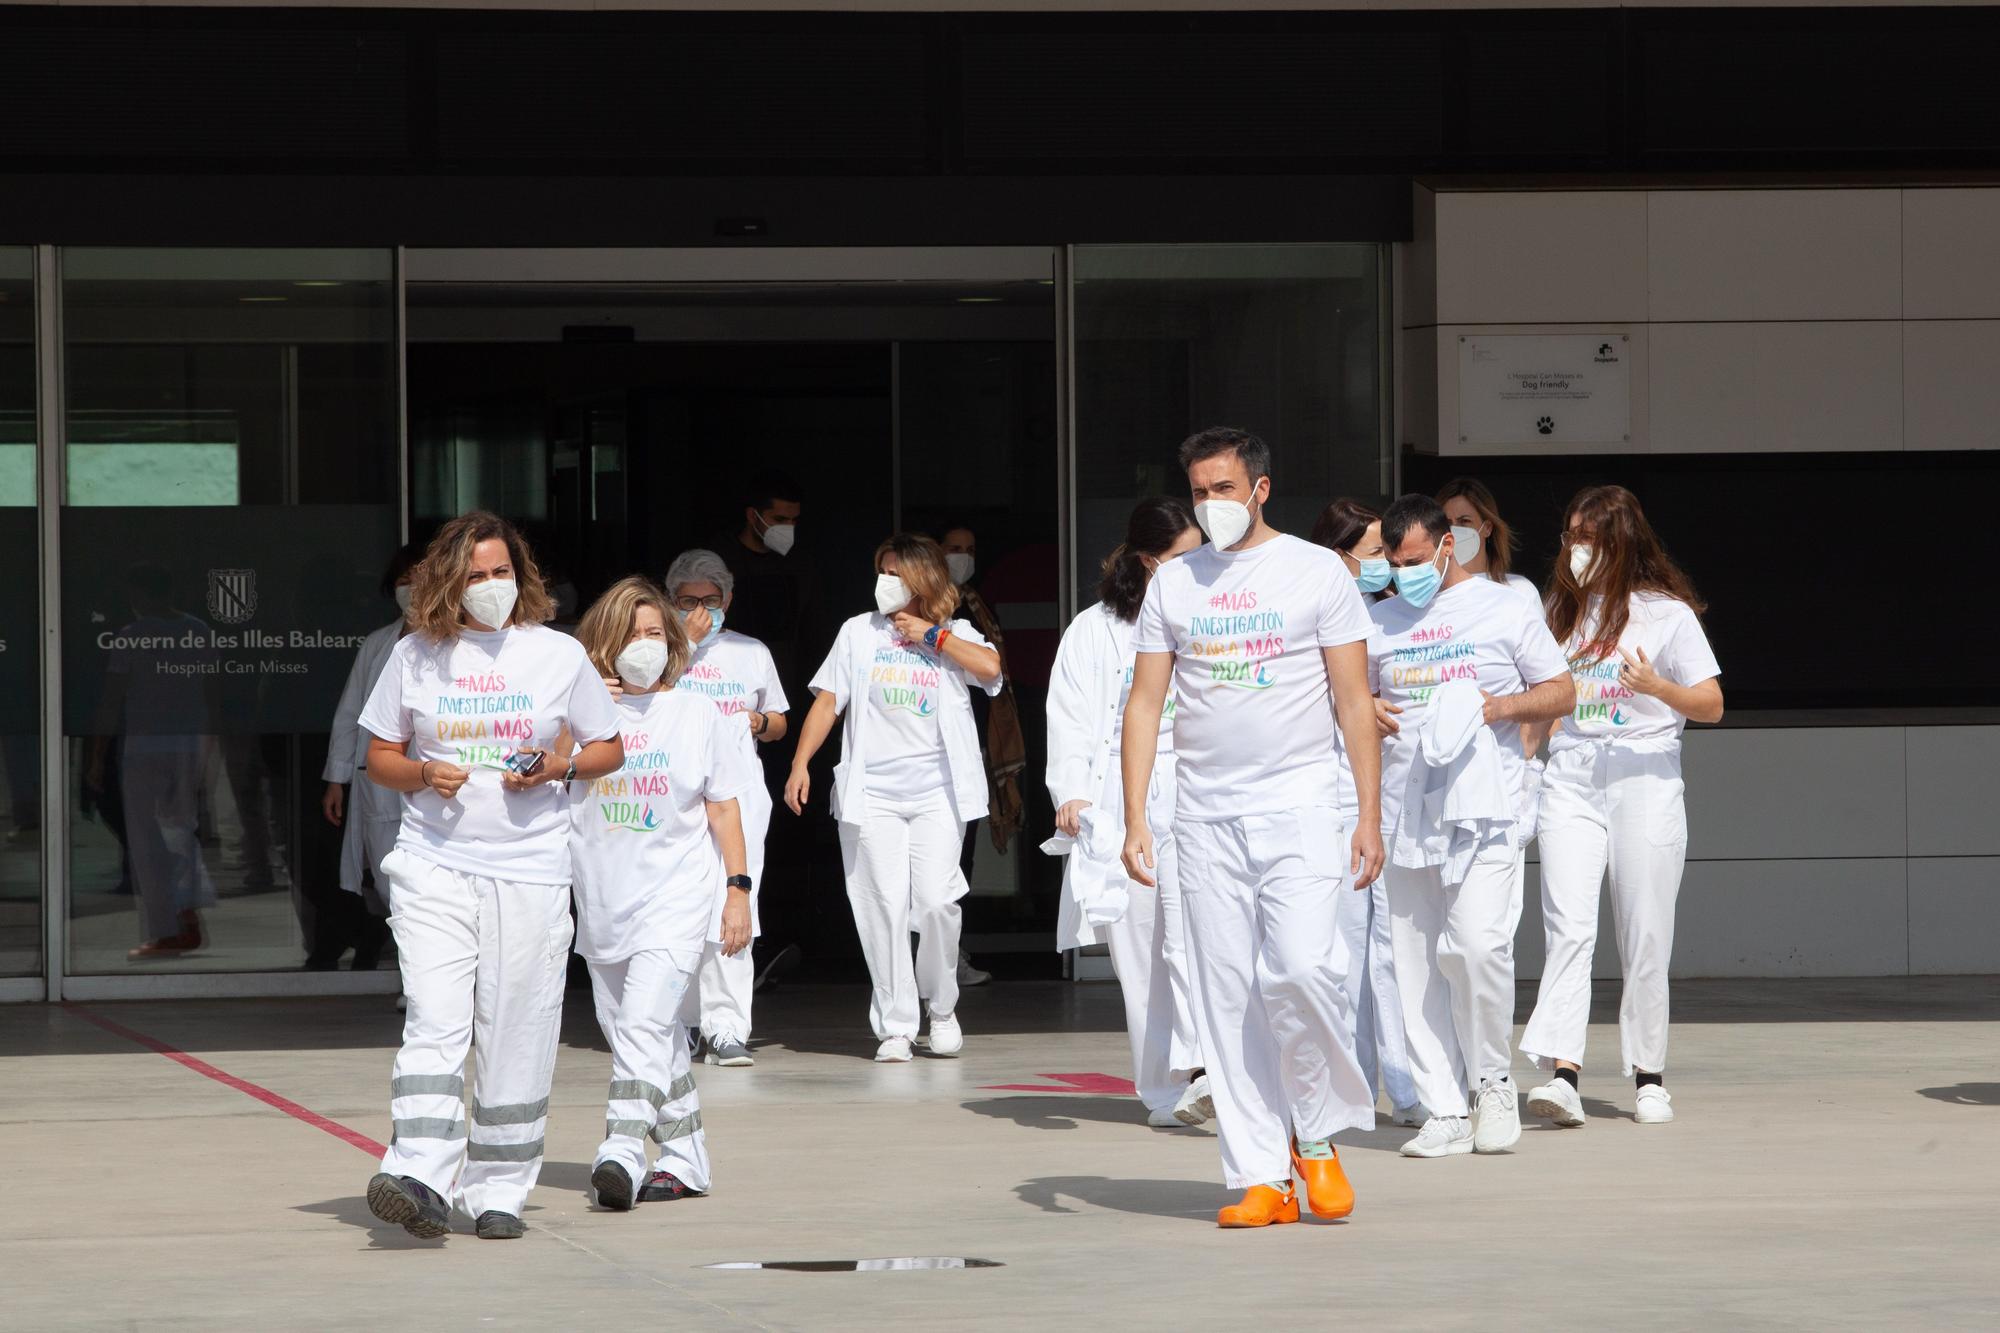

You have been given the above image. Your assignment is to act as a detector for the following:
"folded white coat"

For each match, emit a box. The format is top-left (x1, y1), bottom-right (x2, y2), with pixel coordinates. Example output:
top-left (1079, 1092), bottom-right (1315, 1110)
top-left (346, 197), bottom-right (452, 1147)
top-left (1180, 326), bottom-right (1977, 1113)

top-left (1391, 678), bottom-right (1515, 882)
top-left (1039, 806), bottom-right (1132, 929)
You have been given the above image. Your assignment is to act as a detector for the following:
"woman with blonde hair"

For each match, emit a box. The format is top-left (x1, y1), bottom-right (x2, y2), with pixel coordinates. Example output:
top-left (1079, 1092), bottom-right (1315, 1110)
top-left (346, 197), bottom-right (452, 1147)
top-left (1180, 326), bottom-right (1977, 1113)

top-left (570, 576), bottom-right (754, 1211)
top-left (785, 533), bottom-right (1003, 1062)
top-left (358, 511), bottom-right (625, 1242)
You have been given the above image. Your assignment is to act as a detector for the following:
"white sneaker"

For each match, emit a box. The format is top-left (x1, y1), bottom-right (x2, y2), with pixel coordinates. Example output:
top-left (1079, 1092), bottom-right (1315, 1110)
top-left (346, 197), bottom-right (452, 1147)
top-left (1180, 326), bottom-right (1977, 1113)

top-left (926, 1013), bottom-right (963, 1057)
top-left (874, 1036), bottom-right (914, 1063)
top-left (704, 1036), bottom-right (755, 1068)
top-left (1399, 1115), bottom-right (1473, 1158)
top-left (1527, 1078), bottom-right (1587, 1128)
top-left (1472, 1079), bottom-right (1522, 1153)
top-left (1146, 1105), bottom-right (1184, 1128)
top-left (1172, 1073), bottom-right (1215, 1127)
top-left (1635, 1084), bottom-right (1675, 1124)
top-left (1392, 1102), bottom-right (1426, 1128)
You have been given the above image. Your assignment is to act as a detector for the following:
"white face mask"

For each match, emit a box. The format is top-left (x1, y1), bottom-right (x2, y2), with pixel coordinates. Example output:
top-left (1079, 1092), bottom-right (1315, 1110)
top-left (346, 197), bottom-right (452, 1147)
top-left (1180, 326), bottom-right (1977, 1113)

top-left (1568, 543), bottom-right (1596, 582)
top-left (1450, 524), bottom-right (1484, 568)
top-left (873, 573), bottom-right (912, 617)
top-left (615, 638), bottom-right (669, 691)
top-left (393, 585), bottom-right (413, 614)
top-left (1194, 499), bottom-right (1252, 551)
top-left (945, 552), bottom-right (975, 585)
top-left (757, 512), bottom-right (797, 557)
top-left (461, 577), bottom-right (518, 630)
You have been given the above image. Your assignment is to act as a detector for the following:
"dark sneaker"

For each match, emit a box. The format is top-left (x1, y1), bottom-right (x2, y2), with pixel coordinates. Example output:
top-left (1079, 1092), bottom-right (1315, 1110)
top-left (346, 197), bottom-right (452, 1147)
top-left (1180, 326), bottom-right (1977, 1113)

top-left (591, 1161), bottom-right (635, 1212)
top-left (753, 943), bottom-right (802, 993)
top-left (637, 1170), bottom-right (707, 1204)
top-left (366, 1173), bottom-right (450, 1239)
top-left (475, 1211), bottom-right (526, 1240)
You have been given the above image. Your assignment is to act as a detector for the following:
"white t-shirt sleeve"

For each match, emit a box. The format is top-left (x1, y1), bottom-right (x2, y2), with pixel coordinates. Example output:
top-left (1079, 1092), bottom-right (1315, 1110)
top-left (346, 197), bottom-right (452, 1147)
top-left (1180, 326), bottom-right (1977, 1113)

top-left (754, 642), bottom-right (792, 715)
top-left (1132, 573), bottom-right (1175, 655)
top-left (1365, 619), bottom-right (1387, 695)
top-left (562, 645), bottom-right (624, 744)
top-left (1316, 560), bottom-right (1373, 648)
top-left (356, 641), bottom-right (413, 744)
top-left (808, 619), bottom-right (853, 711)
top-left (699, 703), bottom-right (757, 804)
top-left (948, 617), bottom-right (1005, 698)
top-left (1658, 602), bottom-right (1722, 688)
top-left (1513, 599), bottom-right (1572, 686)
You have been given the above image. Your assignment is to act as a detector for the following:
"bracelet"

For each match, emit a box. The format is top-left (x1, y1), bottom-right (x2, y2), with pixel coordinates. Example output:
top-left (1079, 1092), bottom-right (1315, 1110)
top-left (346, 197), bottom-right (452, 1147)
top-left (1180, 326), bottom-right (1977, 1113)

top-left (934, 628), bottom-right (953, 653)
top-left (750, 710), bottom-right (766, 736)
top-left (419, 760), bottom-right (435, 790)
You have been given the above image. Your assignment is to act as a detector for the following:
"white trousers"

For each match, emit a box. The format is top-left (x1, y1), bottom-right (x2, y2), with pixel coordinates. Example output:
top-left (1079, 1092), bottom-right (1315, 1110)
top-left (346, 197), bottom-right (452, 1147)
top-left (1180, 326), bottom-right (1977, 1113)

top-left (686, 793), bottom-right (771, 1046)
top-left (589, 949), bottom-right (710, 1193)
top-left (1521, 745), bottom-right (1687, 1077)
top-left (1334, 871), bottom-right (1420, 1112)
top-left (838, 792), bottom-right (965, 1041)
top-left (1386, 836), bottom-right (1519, 1118)
top-left (380, 850), bottom-right (570, 1219)
top-left (1101, 819), bottom-right (1205, 1113)
top-left (1179, 810), bottom-right (1373, 1190)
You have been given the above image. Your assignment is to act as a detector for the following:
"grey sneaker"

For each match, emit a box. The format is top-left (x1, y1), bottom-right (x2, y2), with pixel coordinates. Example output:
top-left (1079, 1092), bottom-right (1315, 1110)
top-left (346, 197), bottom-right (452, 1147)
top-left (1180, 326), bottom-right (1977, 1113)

top-left (475, 1211), bottom-right (526, 1240)
top-left (366, 1172), bottom-right (450, 1239)
top-left (956, 950), bottom-right (992, 987)
top-left (705, 1036), bottom-right (755, 1067)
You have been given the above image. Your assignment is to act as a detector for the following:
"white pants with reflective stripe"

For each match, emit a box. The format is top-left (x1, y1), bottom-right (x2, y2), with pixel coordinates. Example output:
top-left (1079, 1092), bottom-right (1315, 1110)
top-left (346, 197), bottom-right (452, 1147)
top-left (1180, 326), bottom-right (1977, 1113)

top-left (1386, 837), bottom-right (1518, 1119)
top-left (838, 793), bottom-right (965, 1041)
top-left (1521, 745), bottom-right (1688, 1077)
top-left (1178, 810), bottom-right (1373, 1190)
top-left (1335, 871), bottom-right (1421, 1113)
top-left (380, 850), bottom-right (570, 1219)
top-left (1101, 812), bottom-right (1205, 1114)
top-left (687, 793), bottom-right (770, 1046)
top-left (589, 949), bottom-right (710, 1193)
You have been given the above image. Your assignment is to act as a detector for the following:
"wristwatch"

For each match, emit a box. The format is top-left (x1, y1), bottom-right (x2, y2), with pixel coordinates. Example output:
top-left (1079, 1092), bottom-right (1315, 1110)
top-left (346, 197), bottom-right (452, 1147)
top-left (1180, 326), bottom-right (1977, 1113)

top-left (922, 624), bottom-right (943, 650)
top-left (725, 874), bottom-right (754, 891)
top-left (562, 758), bottom-right (577, 785)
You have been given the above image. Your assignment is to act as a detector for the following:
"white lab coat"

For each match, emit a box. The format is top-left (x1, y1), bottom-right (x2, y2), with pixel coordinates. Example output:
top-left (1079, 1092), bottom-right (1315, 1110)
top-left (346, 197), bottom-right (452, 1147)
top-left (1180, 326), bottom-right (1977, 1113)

top-left (820, 612), bottom-right (1001, 828)
top-left (1390, 679), bottom-right (1515, 882)
top-left (322, 619), bottom-right (404, 896)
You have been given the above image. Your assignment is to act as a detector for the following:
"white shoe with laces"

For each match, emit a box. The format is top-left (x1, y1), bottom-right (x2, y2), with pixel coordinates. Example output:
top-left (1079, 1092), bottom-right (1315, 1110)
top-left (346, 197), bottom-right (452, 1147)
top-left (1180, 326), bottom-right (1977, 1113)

top-left (1146, 1105), bottom-right (1184, 1128)
top-left (1635, 1084), bottom-right (1675, 1123)
top-left (1399, 1115), bottom-right (1474, 1158)
top-left (1392, 1102), bottom-right (1426, 1128)
top-left (1527, 1078), bottom-right (1587, 1128)
top-left (1472, 1078), bottom-right (1522, 1153)
top-left (874, 1036), bottom-right (914, 1063)
top-left (926, 1013), bottom-right (963, 1057)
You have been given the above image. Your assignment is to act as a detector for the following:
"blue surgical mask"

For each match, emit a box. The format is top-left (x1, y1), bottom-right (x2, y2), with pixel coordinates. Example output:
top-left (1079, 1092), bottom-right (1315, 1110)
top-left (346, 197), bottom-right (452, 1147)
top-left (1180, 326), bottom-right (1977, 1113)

top-left (1354, 558), bottom-right (1392, 594)
top-left (678, 606), bottom-right (724, 646)
top-left (1392, 545), bottom-right (1448, 609)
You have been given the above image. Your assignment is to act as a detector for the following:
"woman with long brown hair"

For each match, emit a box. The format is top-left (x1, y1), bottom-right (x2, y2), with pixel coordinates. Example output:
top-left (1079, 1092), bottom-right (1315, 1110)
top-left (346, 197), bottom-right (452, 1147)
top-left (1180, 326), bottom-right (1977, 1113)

top-left (785, 534), bottom-right (1003, 1062)
top-left (1521, 486), bottom-right (1723, 1130)
top-left (358, 510), bottom-right (625, 1241)
top-left (1436, 477), bottom-right (1539, 606)
top-left (569, 576), bottom-right (753, 1212)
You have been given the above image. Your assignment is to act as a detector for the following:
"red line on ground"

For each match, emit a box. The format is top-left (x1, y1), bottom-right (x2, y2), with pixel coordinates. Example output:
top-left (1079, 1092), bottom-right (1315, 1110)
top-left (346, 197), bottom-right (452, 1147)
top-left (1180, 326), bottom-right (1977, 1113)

top-left (978, 1072), bottom-right (1138, 1095)
top-left (64, 1003), bottom-right (387, 1158)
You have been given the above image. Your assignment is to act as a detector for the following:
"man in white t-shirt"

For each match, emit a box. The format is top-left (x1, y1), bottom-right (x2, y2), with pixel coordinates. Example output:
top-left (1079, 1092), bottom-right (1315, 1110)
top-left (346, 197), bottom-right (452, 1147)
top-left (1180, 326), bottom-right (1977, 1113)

top-left (1121, 427), bottom-right (1385, 1230)
top-left (1368, 494), bottom-right (1574, 1161)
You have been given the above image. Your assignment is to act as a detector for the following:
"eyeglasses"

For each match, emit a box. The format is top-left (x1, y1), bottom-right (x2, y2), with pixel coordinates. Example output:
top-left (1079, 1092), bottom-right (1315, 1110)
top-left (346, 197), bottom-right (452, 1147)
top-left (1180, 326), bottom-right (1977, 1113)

top-left (674, 595), bottom-right (725, 611)
top-left (1559, 530), bottom-right (1598, 546)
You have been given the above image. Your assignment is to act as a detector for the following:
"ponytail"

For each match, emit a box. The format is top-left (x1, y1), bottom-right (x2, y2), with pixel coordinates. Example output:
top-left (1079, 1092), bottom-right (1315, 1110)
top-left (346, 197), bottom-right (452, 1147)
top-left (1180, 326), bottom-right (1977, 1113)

top-left (1098, 496), bottom-right (1199, 623)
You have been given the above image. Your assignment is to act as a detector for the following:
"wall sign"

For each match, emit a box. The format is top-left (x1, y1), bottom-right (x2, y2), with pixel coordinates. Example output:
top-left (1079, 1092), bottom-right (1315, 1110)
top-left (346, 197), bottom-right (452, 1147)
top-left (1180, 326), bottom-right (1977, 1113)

top-left (1458, 333), bottom-right (1631, 448)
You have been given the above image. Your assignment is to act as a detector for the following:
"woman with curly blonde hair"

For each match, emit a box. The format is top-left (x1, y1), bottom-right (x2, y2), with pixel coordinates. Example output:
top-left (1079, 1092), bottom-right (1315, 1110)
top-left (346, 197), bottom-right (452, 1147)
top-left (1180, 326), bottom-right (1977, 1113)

top-left (567, 576), bottom-right (754, 1211)
top-left (358, 510), bottom-right (625, 1243)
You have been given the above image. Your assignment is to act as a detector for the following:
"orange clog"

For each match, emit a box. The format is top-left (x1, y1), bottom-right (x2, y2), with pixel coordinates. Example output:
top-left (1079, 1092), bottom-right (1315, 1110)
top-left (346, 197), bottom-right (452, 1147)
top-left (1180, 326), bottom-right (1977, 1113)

top-left (1290, 1141), bottom-right (1356, 1219)
top-left (1216, 1183), bottom-right (1300, 1229)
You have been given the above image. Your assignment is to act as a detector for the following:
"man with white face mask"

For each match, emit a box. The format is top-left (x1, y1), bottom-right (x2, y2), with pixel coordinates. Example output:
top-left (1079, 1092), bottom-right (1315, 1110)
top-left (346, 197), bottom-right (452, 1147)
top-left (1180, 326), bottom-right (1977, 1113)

top-left (1121, 427), bottom-right (1386, 1230)
top-left (1367, 495), bottom-right (1574, 1162)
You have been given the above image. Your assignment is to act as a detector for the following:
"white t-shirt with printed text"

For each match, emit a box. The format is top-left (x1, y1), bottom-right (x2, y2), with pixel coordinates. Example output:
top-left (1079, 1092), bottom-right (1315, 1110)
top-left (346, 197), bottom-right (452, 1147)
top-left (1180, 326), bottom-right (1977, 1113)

top-left (810, 615), bottom-right (993, 798)
top-left (677, 629), bottom-right (790, 788)
top-left (358, 623), bottom-right (622, 885)
top-left (1367, 576), bottom-right (1570, 834)
top-left (1553, 592), bottom-right (1721, 753)
top-left (1134, 533), bottom-right (1373, 821)
top-left (568, 688), bottom-right (755, 963)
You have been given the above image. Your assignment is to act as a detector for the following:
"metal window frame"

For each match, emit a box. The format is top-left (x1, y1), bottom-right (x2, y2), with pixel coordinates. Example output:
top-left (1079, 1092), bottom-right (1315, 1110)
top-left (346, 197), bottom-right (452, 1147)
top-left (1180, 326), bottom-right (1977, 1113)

top-left (36, 244), bottom-right (63, 1003)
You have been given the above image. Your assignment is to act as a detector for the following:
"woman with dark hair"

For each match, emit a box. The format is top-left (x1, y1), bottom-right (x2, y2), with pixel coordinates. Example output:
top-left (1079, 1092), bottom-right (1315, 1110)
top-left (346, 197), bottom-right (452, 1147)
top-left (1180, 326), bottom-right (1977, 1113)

top-left (1310, 501), bottom-right (1423, 1130)
top-left (785, 533), bottom-right (1003, 1062)
top-left (1045, 497), bottom-right (1211, 1129)
top-left (1521, 486), bottom-right (1723, 1130)
top-left (320, 542), bottom-right (423, 971)
top-left (357, 510), bottom-right (626, 1242)
top-left (570, 576), bottom-right (752, 1211)
top-left (1436, 477), bottom-right (1538, 606)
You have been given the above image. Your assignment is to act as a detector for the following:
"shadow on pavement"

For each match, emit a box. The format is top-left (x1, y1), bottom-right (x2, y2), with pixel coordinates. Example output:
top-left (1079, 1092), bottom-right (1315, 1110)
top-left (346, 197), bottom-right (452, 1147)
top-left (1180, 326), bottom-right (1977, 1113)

top-left (1917, 1082), bottom-right (2000, 1105)
top-left (293, 1194), bottom-right (449, 1250)
top-left (1013, 1175), bottom-right (1221, 1220)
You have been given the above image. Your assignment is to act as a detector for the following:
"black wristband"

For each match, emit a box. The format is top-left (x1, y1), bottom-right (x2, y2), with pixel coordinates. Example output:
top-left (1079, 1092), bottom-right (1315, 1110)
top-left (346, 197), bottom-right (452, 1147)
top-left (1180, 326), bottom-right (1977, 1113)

top-left (725, 874), bottom-right (753, 891)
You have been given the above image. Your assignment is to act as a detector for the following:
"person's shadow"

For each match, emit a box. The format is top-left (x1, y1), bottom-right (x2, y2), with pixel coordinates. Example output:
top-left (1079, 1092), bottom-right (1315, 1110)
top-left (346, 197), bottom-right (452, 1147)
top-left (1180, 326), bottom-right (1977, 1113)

top-left (1918, 1083), bottom-right (2000, 1105)
top-left (1014, 1175), bottom-right (1224, 1221)
top-left (294, 1195), bottom-right (461, 1250)
top-left (960, 1095), bottom-right (1171, 1132)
